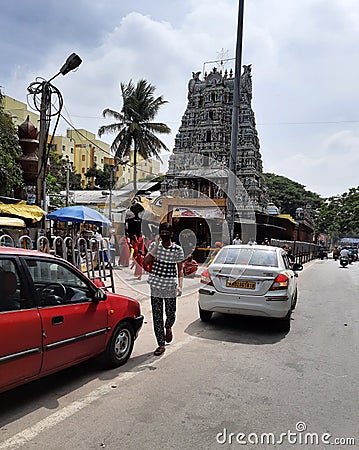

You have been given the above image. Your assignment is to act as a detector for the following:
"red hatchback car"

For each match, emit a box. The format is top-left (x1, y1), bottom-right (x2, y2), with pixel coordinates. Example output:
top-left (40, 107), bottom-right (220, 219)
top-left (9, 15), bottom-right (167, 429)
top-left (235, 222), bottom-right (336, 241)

top-left (0, 247), bottom-right (144, 393)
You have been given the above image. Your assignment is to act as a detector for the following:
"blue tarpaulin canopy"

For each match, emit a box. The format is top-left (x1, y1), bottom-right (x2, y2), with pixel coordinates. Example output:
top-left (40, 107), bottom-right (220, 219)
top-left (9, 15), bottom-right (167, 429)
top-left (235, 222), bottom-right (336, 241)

top-left (47, 206), bottom-right (112, 226)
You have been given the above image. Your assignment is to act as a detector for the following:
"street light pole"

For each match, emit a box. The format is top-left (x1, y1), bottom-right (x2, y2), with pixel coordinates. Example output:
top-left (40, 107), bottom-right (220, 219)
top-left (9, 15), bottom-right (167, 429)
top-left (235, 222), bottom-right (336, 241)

top-left (37, 81), bottom-right (51, 211)
top-left (65, 155), bottom-right (70, 207)
top-left (226, 0), bottom-right (245, 241)
top-left (28, 53), bottom-right (82, 217)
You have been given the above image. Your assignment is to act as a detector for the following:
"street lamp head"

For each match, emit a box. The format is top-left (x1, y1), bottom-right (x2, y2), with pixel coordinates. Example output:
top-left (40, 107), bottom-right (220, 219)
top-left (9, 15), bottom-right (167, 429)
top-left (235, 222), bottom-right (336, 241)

top-left (59, 53), bottom-right (82, 76)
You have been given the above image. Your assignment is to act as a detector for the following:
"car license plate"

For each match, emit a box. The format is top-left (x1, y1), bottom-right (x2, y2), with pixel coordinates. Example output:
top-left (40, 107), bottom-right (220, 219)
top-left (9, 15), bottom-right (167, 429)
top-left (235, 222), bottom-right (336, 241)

top-left (226, 279), bottom-right (256, 289)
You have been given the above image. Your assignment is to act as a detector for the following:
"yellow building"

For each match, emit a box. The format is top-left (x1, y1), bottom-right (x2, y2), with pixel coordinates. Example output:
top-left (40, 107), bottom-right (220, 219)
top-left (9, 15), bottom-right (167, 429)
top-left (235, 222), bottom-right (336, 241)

top-left (114, 151), bottom-right (161, 187)
top-left (3, 95), bottom-right (40, 128)
top-left (66, 129), bottom-right (110, 188)
top-left (4, 96), bottom-right (162, 189)
top-left (50, 135), bottom-right (75, 166)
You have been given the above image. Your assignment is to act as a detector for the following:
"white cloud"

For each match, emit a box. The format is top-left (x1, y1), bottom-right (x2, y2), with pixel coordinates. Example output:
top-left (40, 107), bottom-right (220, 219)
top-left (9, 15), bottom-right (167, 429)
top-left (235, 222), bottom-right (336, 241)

top-left (2, 0), bottom-right (359, 197)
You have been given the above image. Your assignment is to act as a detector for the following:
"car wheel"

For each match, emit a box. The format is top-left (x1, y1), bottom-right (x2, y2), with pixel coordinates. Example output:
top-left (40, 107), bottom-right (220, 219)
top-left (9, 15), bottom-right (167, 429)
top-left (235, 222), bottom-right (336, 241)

top-left (199, 306), bottom-right (213, 322)
top-left (291, 289), bottom-right (298, 310)
top-left (277, 311), bottom-right (291, 332)
top-left (104, 322), bottom-right (134, 368)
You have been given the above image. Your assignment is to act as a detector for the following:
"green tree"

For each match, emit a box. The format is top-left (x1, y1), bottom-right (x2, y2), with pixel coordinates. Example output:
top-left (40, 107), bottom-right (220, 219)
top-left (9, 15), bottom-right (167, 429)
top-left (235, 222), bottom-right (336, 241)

top-left (84, 164), bottom-right (114, 190)
top-left (317, 187), bottom-right (359, 241)
top-left (264, 173), bottom-right (323, 217)
top-left (47, 151), bottom-right (82, 208)
top-left (0, 89), bottom-right (24, 196)
top-left (98, 79), bottom-right (171, 190)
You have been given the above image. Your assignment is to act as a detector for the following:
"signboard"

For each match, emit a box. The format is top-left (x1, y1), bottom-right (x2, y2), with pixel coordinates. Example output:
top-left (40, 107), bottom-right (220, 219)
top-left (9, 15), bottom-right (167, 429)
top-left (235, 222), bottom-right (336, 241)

top-left (172, 207), bottom-right (224, 220)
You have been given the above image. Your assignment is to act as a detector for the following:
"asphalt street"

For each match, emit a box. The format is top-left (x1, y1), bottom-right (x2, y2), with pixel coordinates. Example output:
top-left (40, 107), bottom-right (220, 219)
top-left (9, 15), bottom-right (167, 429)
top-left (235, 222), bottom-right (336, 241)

top-left (0, 258), bottom-right (358, 449)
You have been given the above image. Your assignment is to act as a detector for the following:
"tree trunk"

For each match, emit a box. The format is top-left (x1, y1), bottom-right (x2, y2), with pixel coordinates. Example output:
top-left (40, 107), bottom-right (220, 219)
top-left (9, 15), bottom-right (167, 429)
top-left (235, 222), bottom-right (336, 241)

top-left (133, 144), bottom-right (137, 191)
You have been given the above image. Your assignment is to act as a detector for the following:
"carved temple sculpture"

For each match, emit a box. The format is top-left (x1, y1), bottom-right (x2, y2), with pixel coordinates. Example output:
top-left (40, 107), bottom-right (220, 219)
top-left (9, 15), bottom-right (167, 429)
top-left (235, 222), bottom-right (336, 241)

top-left (164, 64), bottom-right (268, 214)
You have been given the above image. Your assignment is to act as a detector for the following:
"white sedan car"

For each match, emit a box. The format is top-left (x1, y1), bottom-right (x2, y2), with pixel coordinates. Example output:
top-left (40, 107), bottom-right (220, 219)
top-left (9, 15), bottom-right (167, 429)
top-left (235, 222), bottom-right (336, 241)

top-left (198, 245), bottom-right (303, 331)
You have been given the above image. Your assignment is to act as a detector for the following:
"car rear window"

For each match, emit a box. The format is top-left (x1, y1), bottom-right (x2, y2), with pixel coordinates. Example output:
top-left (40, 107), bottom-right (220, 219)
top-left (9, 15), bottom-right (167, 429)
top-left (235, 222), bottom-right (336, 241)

top-left (214, 248), bottom-right (278, 267)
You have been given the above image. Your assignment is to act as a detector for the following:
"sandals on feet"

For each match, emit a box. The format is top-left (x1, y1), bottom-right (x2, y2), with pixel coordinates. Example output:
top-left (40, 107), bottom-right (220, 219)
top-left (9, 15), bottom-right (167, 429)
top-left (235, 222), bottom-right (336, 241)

top-left (154, 346), bottom-right (166, 356)
top-left (165, 327), bottom-right (173, 343)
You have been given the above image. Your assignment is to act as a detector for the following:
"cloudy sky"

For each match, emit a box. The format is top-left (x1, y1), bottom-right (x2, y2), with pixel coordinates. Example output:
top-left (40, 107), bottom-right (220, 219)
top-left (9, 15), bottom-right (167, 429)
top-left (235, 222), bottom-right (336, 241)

top-left (1, 0), bottom-right (358, 198)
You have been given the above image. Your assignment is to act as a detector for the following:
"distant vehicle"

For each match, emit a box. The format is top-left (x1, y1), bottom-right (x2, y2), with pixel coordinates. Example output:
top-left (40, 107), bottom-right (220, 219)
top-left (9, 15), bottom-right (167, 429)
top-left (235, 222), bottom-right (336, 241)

top-left (198, 245), bottom-right (303, 332)
top-left (339, 255), bottom-right (349, 268)
top-left (0, 247), bottom-right (143, 394)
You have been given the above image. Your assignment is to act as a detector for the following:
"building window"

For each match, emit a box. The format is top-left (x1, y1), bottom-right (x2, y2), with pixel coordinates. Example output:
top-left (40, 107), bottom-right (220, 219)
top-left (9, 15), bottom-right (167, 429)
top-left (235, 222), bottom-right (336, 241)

top-left (82, 168), bottom-right (85, 173)
top-left (62, 145), bottom-right (66, 152)
top-left (206, 130), bottom-right (211, 143)
top-left (82, 155), bottom-right (85, 161)
top-left (71, 148), bottom-right (74, 154)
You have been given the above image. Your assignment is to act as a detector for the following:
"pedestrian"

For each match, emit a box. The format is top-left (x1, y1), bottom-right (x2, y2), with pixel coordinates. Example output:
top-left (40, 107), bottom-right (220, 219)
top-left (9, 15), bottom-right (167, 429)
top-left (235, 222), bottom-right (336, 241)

top-left (207, 241), bottom-right (223, 266)
top-left (183, 254), bottom-right (198, 278)
top-left (134, 233), bottom-right (145, 280)
top-left (282, 244), bottom-right (295, 264)
top-left (130, 235), bottom-right (139, 269)
top-left (118, 234), bottom-right (130, 267)
top-left (144, 222), bottom-right (184, 356)
top-left (232, 234), bottom-right (242, 245)
top-left (247, 238), bottom-right (257, 245)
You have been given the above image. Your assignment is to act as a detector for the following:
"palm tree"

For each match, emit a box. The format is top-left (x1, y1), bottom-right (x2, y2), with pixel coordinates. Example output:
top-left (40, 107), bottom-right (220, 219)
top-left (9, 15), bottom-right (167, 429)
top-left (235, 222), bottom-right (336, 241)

top-left (98, 79), bottom-right (171, 190)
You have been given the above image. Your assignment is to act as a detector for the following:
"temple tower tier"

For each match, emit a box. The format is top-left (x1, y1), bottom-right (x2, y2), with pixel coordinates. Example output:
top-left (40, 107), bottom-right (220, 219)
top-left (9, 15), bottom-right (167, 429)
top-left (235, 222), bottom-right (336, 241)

top-left (163, 65), bottom-right (268, 214)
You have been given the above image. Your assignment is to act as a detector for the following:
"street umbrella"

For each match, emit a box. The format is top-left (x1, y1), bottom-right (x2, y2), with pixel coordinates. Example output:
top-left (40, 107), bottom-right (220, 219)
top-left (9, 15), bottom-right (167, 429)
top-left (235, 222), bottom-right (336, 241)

top-left (47, 206), bottom-right (112, 226)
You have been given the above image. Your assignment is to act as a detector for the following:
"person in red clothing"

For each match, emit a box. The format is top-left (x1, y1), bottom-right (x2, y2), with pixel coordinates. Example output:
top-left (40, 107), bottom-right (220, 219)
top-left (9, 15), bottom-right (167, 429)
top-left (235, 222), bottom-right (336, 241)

top-left (130, 235), bottom-right (138, 269)
top-left (183, 254), bottom-right (198, 278)
top-left (118, 234), bottom-right (130, 267)
top-left (135, 234), bottom-right (146, 279)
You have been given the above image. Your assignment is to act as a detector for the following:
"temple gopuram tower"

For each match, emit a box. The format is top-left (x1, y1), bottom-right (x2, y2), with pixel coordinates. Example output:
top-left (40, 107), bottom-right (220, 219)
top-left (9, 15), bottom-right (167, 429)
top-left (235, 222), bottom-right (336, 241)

top-left (164, 64), bottom-right (268, 213)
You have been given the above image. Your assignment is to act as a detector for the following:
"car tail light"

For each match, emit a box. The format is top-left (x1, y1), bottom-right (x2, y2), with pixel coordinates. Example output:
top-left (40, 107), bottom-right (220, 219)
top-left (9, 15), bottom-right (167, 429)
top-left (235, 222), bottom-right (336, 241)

top-left (269, 273), bottom-right (289, 290)
top-left (201, 269), bottom-right (214, 286)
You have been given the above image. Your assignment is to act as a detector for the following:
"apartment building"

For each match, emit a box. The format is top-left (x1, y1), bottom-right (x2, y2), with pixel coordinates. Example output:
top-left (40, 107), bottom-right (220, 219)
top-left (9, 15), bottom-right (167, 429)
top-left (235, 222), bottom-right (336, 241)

top-left (4, 95), bottom-right (162, 188)
top-left (115, 151), bottom-right (161, 187)
top-left (3, 95), bottom-right (40, 129)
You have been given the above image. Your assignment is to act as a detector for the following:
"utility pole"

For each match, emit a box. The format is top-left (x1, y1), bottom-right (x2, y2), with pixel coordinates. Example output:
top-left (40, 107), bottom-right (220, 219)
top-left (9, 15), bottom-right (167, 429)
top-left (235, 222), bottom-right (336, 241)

top-left (65, 155), bottom-right (70, 207)
top-left (109, 165), bottom-right (114, 223)
top-left (226, 0), bottom-right (245, 241)
top-left (37, 81), bottom-right (51, 212)
top-left (28, 53), bottom-right (82, 218)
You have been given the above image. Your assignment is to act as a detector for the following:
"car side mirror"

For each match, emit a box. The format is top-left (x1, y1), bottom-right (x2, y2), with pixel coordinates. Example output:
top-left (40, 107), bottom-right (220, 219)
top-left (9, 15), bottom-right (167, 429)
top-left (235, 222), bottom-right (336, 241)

top-left (292, 263), bottom-right (303, 272)
top-left (94, 288), bottom-right (107, 302)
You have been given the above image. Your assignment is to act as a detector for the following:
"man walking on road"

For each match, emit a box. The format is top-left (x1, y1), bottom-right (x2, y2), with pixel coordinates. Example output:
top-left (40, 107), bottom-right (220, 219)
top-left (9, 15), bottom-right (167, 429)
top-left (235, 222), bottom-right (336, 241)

top-left (144, 222), bottom-right (184, 356)
top-left (232, 234), bottom-right (242, 245)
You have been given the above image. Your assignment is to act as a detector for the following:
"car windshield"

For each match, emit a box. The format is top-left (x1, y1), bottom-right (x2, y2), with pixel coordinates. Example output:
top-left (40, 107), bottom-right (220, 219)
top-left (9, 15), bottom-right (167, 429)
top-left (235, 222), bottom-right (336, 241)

top-left (214, 247), bottom-right (278, 267)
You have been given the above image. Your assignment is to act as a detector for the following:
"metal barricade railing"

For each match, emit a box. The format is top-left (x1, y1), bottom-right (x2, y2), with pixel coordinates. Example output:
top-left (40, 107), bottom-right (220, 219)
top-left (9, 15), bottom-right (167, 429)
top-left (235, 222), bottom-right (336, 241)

top-left (18, 235), bottom-right (33, 249)
top-left (53, 236), bottom-right (66, 258)
top-left (0, 234), bottom-right (14, 247)
top-left (36, 236), bottom-right (50, 253)
top-left (271, 239), bottom-right (318, 264)
top-left (64, 236), bottom-right (75, 264)
top-left (74, 237), bottom-right (92, 279)
top-left (0, 231), bottom-right (115, 293)
top-left (87, 237), bottom-right (115, 293)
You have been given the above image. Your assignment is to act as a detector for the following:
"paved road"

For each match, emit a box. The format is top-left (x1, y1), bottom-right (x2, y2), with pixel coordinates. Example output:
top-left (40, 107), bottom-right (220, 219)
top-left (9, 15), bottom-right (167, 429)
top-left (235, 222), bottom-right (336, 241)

top-left (0, 258), bottom-right (358, 449)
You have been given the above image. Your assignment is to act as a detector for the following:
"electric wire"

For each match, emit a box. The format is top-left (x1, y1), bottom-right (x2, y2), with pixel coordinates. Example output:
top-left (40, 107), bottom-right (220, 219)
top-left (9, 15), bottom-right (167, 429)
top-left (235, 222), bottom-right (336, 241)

top-left (27, 78), bottom-right (64, 180)
top-left (59, 110), bottom-right (163, 179)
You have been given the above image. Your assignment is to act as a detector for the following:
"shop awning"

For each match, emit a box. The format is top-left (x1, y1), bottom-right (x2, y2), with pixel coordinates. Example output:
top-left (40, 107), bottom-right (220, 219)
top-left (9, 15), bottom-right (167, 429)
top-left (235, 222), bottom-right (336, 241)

top-left (0, 201), bottom-right (45, 224)
top-left (0, 217), bottom-right (26, 228)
